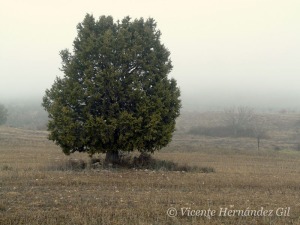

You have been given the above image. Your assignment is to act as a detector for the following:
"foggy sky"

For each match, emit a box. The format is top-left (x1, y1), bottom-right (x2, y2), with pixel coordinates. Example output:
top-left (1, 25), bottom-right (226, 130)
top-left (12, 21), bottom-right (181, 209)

top-left (1, 0), bottom-right (300, 110)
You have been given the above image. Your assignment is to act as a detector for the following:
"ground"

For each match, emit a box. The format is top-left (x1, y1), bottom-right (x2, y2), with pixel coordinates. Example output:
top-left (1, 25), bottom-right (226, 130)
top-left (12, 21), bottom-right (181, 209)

top-left (1, 112), bottom-right (300, 224)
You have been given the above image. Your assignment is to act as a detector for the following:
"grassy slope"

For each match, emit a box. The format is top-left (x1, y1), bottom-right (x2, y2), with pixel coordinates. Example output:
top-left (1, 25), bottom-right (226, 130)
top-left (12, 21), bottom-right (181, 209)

top-left (1, 126), bottom-right (300, 224)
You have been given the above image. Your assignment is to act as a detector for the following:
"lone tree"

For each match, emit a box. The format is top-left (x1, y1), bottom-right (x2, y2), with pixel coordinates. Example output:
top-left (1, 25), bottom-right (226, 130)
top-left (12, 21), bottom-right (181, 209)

top-left (42, 14), bottom-right (181, 162)
top-left (223, 106), bottom-right (255, 137)
top-left (0, 104), bottom-right (8, 125)
top-left (223, 106), bottom-right (267, 150)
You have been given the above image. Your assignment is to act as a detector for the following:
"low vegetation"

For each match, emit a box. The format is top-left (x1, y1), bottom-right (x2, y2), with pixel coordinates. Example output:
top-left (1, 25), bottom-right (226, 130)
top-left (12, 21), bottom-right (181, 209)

top-left (45, 153), bottom-right (214, 173)
top-left (188, 125), bottom-right (260, 138)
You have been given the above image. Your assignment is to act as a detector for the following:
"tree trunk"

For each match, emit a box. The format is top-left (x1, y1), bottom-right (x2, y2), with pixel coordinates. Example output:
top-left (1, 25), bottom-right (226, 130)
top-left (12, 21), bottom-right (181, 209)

top-left (105, 150), bottom-right (120, 164)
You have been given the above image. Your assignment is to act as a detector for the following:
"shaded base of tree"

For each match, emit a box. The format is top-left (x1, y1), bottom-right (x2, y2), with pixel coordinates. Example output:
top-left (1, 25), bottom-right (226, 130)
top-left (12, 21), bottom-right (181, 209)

top-left (44, 153), bottom-right (215, 173)
top-left (105, 150), bottom-right (120, 164)
top-left (93, 152), bottom-right (215, 173)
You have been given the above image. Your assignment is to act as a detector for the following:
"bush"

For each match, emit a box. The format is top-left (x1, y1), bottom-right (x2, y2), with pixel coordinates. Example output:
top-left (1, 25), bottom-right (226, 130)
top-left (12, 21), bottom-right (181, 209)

top-left (198, 166), bottom-right (215, 173)
top-left (1, 165), bottom-right (13, 171)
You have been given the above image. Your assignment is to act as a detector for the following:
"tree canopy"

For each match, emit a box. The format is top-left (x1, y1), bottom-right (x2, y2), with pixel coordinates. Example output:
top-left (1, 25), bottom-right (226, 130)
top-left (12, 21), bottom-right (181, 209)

top-left (42, 14), bottom-right (181, 158)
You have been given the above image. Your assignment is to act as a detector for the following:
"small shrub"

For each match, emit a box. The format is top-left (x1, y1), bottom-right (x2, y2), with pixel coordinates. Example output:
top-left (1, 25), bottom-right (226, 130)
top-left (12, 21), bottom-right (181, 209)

top-left (132, 152), bottom-right (153, 168)
top-left (273, 146), bottom-right (281, 151)
top-left (198, 166), bottom-right (215, 173)
top-left (67, 159), bottom-right (86, 170)
top-left (90, 157), bottom-right (101, 164)
top-left (0, 204), bottom-right (6, 212)
top-left (89, 157), bottom-right (103, 169)
top-left (1, 165), bottom-right (13, 171)
top-left (148, 159), bottom-right (179, 171)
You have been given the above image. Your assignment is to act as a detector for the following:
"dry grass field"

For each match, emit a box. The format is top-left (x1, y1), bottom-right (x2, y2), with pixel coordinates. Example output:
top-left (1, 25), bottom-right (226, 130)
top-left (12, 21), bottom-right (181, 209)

top-left (1, 112), bottom-right (300, 224)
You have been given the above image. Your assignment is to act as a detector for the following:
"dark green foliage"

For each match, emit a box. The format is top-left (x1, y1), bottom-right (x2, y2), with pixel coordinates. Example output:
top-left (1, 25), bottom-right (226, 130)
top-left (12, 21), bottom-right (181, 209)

top-left (0, 104), bottom-right (8, 125)
top-left (42, 14), bottom-right (181, 157)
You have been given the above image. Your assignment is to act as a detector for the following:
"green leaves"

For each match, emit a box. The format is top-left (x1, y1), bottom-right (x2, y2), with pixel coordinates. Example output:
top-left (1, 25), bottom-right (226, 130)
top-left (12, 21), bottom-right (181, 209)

top-left (43, 14), bottom-right (181, 156)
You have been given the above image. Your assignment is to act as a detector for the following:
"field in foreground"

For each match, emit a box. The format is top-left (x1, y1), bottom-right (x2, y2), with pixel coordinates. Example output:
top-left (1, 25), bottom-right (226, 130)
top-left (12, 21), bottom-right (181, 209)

top-left (1, 126), bottom-right (300, 225)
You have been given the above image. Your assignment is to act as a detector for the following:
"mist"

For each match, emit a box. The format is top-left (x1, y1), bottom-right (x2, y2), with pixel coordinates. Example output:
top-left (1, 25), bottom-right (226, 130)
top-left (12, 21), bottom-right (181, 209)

top-left (1, 0), bottom-right (300, 111)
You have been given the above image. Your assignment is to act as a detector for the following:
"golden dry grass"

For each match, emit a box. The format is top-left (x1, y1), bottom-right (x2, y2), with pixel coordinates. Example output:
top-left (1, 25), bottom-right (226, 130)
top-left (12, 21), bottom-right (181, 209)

top-left (1, 125), bottom-right (300, 225)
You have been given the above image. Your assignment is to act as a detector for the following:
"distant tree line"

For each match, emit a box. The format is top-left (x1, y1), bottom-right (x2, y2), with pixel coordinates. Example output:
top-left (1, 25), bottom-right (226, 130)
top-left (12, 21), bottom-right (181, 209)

top-left (189, 106), bottom-right (268, 150)
top-left (0, 103), bottom-right (8, 125)
top-left (2, 100), bottom-right (48, 130)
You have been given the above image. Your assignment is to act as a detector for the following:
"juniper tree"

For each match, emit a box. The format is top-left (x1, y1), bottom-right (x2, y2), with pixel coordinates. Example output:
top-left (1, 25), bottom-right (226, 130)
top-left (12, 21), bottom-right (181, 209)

top-left (42, 14), bottom-right (181, 162)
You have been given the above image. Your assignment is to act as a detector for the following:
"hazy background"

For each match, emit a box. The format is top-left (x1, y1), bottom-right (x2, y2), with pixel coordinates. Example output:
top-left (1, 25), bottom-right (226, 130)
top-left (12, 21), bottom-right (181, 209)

top-left (1, 0), bottom-right (300, 111)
